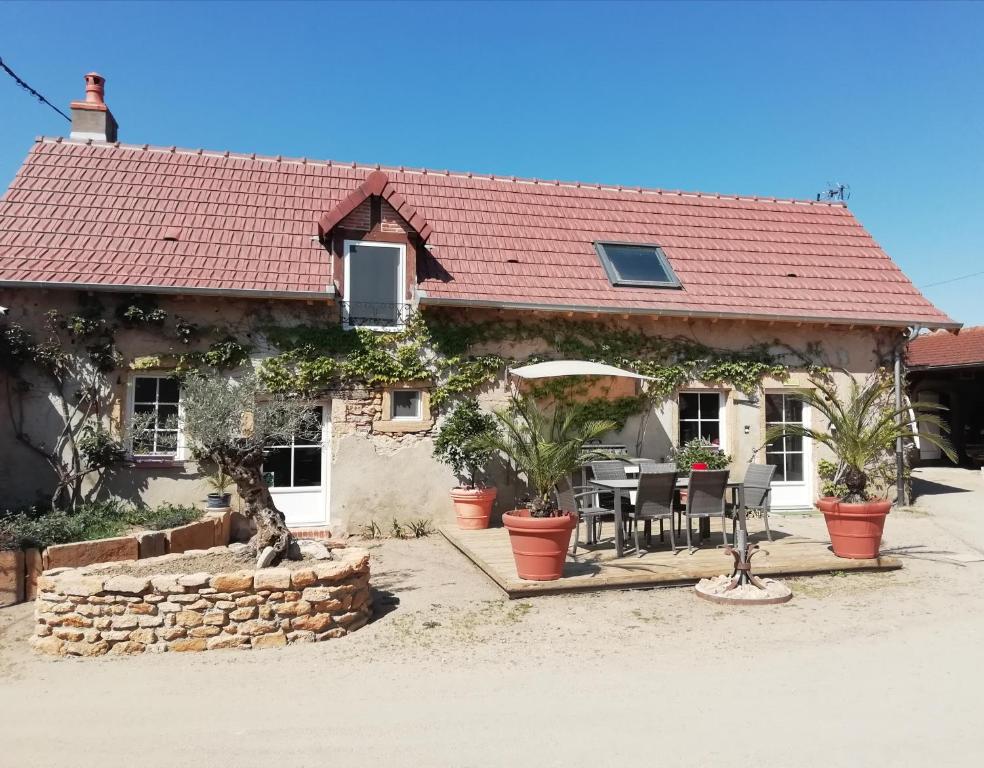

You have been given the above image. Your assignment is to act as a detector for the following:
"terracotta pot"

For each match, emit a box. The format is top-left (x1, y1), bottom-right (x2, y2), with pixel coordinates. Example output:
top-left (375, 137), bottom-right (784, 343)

top-left (450, 486), bottom-right (497, 530)
top-left (502, 510), bottom-right (576, 581)
top-left (822, 499), bottom-right (891, 559)
top-left (816, 496), bottom-right (839, 514)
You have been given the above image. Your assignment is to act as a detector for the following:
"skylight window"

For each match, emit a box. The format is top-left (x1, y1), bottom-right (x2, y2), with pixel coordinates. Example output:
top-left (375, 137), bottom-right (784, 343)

top-left (594, 242), bottom-right (681, 288)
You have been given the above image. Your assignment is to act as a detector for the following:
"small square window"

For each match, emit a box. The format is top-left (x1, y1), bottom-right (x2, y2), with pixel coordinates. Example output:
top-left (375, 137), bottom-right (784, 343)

top-left (594, 242), bottom-right (681, 288)
top-left (391, 390), bottom-right (422, 420)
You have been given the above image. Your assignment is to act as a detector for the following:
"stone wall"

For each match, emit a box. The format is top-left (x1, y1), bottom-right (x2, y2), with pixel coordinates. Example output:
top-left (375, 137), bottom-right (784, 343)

top-left (31, 547), bottom-right (371, 656)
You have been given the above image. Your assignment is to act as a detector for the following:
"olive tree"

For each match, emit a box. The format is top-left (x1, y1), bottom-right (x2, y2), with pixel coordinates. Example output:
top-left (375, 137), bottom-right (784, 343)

top-left (180, 371), bottom-right (319, 565)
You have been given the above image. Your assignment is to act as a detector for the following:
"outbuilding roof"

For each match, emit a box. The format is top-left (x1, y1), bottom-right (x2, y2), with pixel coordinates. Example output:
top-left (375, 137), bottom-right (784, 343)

top-left (907, 327), bottom-right (984, 369)
top-left (0, 137), bottom-right (957, 328)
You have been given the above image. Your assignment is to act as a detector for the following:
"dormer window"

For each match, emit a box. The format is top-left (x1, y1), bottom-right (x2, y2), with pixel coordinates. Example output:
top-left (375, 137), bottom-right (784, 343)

top-left (594, 242), bottom-right (681, 288)
top-left (342, 240), bottom-right (407, 330)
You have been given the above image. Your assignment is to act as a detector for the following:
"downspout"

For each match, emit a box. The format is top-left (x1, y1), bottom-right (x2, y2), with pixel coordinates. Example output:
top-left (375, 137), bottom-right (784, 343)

top-left (895, 326), bottom-right (921, 507)
top-left (895, 345), bottom-right (905, 506)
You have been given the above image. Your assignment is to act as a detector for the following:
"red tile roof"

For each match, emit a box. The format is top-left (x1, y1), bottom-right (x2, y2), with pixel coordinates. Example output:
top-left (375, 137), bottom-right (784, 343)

top-left (0, 137), bottom-right (957, 328)
top-left (907, 327), bottom-right (984, 368)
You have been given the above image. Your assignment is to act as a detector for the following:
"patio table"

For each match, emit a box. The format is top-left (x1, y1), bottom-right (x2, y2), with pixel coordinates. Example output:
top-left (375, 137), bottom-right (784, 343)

top-left (590, 477), bottom-right (743, 557)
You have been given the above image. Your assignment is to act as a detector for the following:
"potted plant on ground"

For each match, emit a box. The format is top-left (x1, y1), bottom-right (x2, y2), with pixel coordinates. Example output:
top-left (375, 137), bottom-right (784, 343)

top-left (204, 467), bottom-right (235, 509)
top-left (433, 399), bottom-right (501, 529)
top-left (478, 396), bottom-right (616, 580)
top-left (765, 374), bottom-right (954, 559)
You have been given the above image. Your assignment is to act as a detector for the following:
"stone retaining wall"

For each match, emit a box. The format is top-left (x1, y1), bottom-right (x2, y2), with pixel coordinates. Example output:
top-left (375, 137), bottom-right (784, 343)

top-left (31, 547), bottom-right (371, 656)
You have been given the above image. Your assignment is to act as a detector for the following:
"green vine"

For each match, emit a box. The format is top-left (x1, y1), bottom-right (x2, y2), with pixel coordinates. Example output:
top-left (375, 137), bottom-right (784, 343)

top-left (258, 312), bottom-right (825, 429)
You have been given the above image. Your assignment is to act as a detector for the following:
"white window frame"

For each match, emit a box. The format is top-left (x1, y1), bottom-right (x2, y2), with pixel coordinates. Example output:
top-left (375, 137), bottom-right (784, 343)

top-left (677, 390), bottom-right (727, 451)
top-left (127, 372), bottom-right (185, 460)
top-left (262, 406), bottom-right (327, 493)
top-left (764, 392), bottom-right (810, 486)
top-left (390, 389), bottom-right (423, 421)
top-left (342, 239), bottom-right (407, 331)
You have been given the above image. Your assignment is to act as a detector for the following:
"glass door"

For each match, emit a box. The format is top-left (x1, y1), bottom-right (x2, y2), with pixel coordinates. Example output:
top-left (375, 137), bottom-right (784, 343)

top-left (765, 393), bottom-right (812, 508)
top-left (264, 405), bottom-right (329, 526)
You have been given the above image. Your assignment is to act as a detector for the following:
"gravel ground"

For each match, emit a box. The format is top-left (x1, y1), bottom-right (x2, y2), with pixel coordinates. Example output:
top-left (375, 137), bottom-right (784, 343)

top-left (1, 470), bottom-right (982, 767)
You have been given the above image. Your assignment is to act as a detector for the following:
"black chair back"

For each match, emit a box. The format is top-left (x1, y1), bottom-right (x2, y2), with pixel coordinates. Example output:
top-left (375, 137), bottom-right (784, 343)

top-left (590, 460), bottom-right (627, 481)
top-left (742, 464), bottom-right (776, 508)
top-left (686, 469), bottom-right (729, 516)
top-left (637, 460), bottom-right (676, 474)
top-left (635, 470), bottom-right (677, 517)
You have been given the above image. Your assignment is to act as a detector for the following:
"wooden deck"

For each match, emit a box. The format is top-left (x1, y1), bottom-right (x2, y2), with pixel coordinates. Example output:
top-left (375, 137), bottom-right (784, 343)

top-left (440, 521), bottom-right (902, 598)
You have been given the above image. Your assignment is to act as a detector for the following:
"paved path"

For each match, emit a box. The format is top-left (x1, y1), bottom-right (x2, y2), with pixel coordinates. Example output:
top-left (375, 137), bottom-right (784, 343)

top-left (912, 466), bottom-right (984, 557)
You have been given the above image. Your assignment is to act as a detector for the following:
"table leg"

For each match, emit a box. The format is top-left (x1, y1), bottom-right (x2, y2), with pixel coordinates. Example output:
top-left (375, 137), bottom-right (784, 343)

top-left (614, 490), bottom-right (624, 557)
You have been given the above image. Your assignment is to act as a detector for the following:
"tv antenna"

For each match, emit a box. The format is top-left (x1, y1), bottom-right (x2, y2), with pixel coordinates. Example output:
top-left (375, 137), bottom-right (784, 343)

top-left (816, 182), bottom-right (851, 202)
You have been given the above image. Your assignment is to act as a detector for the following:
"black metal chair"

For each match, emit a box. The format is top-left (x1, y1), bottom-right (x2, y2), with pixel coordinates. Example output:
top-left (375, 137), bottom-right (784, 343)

top-left (682, 469), bottom-right (730, 552)
top-left (626, 470), bottom-right (677, 556)
top-left (556, 479), bottom-right (613, 556)
top-left (732, 463), bottom-right (777, 541)
top-left (637, 460), bottom-right (676, 474)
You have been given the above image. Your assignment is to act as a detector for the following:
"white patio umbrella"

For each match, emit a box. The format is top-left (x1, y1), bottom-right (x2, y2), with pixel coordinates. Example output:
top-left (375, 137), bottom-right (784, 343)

top-left (507, 360), bottom-right (653, 381)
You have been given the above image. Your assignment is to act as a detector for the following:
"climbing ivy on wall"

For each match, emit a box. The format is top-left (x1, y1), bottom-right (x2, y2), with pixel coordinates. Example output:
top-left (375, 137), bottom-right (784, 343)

top-left (257, 311), bottom-right (829, 427)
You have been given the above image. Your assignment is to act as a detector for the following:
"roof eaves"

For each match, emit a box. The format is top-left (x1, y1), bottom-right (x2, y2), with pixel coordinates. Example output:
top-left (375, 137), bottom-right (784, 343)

top-left (0, 279), bottom-right (337, 301)
top-left (417, 293), bottom-right (961, 331)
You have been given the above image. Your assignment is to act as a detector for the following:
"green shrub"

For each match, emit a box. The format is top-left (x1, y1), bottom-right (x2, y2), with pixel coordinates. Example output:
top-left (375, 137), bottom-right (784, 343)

top-left (125, 503), bottom-right (203, 531)
top-left (0, 500), bottom-right (205, 549)
top-left (0, 500), bottom-right (131, 550)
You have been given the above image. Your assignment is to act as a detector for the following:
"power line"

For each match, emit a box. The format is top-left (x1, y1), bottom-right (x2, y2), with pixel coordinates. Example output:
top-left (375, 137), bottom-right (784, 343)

top-left (921, 269), bottom-right (984, 289)
top-left (0, 55), bottom-right (71, 122)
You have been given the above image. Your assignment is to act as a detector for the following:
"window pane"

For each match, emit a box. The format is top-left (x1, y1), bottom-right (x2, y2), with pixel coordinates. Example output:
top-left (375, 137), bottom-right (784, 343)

top-left (701, 422), bottom-right (721, 445)
top-left (292, 447), bottom-right (322, 487)
top-left (785, 398), bottom-right (803, 423)
top-left (157, 404), bottom-right (179, 429)
top-left (680, 421), bottom-right (700, 444)
top-left (599, 243), bottom-right (673, 284)
top-left (134, 403), bottom-right (154, 417)
top-left (294, 408), bottom-right (323, 445)
top-left (766, 437), bottom-right (785, 453)
top-left (348, 244), bottom-right (401, 309)
top-left (393, 391), bottom-right (421, 419)
top-left (699, 393), bottom-right (720, 418)
top-left (785, 435), bottom-right (803, 453)
top-left (156, 431), bottom-right (178, 453)
top-left (263, 448), bottom-right (291, 488)
top-left (133, 432), bottom-right (155, 455)
top-left (766, 453), bottom-right (785, 481)
top-left (679, 393), bottom-right (699, 418)
top-left (765, 394), bottom-right (782, 423)
top-left (786, 452), bottom-right (804, 482)
top-left (158, 377), bottom-right (180, 404)
top-left (134, 377), bottom-right (157, 402)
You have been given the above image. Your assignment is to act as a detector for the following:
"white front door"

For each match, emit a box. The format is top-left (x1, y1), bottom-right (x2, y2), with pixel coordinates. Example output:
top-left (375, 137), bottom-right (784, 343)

top-left (264, 405), bottom-right (330, 527)
top-left (917, 391), bottom-right (942, 461)
top-left (765, 393), bottom-right (813, 509)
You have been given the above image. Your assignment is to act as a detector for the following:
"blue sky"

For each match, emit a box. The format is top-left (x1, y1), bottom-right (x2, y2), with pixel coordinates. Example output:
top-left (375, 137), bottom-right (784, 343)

top-left (1, 1), bottom-right (981, 324)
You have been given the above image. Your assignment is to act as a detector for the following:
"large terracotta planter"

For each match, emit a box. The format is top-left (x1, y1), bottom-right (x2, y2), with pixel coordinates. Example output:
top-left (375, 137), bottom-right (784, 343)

top-left (451, 486), bottom-right (497, 530)
top-left (821, 499), bottom-right (891, 559)
top-left (816, 496), bottom-right (839, 514)
top-left (502, 510), bottom-right (576, 581)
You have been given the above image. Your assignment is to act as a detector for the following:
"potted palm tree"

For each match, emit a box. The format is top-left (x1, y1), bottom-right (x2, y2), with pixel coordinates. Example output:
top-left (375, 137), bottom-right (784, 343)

top-left (204, 467), bottom-right (235, 509)
top-left (765, 375), bottom-right (954, 559)
top-left (433, 399), bottom-right (501, 529)
top-left (479, 396), bottom-right (616, 580)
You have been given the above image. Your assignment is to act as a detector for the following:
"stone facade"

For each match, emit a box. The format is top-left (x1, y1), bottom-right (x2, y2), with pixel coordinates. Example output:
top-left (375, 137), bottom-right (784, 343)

top-left (0, 287), bottom-right (902, 532)
top-left (31, 547), bottom-right (371, 656)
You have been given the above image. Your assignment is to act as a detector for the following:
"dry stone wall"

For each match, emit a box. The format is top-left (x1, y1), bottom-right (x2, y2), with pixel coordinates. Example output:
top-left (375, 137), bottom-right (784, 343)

top-left (32, 547), bottom-right (371, 656)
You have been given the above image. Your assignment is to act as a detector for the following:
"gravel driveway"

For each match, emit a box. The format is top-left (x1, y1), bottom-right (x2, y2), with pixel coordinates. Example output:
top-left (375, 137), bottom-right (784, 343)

top-left (1, 504), bottom-right (982, 768)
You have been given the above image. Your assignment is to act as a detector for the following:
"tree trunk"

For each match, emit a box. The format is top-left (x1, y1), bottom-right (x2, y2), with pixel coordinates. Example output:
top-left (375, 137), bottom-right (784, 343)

top-left (843, 465), bottom-right (868, 503)
top-left (211, 446), bottom-right (296, 565)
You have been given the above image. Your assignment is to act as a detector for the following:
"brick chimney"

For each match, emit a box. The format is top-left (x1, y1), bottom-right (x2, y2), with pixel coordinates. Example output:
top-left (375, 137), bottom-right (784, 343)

top-left (69, 72), bottom-right (118, 142)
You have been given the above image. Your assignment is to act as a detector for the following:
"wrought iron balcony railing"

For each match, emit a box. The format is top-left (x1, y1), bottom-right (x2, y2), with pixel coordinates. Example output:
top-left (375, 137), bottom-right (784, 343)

top-left (340, 301), bottom-right (413, 329)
